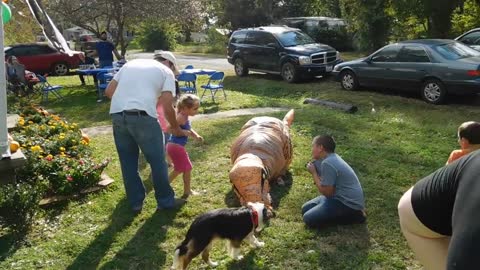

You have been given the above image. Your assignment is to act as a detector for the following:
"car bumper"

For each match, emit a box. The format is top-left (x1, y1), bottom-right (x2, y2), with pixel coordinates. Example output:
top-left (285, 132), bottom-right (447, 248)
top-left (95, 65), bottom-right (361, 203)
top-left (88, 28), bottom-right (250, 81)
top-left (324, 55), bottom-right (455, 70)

top-left (227, 57), bottom-right (234, 65)
top-left (297, 59), bottom-right (343, 76)
top-left (446, 80), bottom-right (480, 94)
top-left (332, 70), bottom-right (342, 81)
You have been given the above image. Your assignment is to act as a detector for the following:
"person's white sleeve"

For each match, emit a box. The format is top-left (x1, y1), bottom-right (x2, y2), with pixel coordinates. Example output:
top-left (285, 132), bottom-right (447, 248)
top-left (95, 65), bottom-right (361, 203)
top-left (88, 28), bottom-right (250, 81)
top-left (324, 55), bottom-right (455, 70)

top-left (161, 69), bottom-right (175, 94)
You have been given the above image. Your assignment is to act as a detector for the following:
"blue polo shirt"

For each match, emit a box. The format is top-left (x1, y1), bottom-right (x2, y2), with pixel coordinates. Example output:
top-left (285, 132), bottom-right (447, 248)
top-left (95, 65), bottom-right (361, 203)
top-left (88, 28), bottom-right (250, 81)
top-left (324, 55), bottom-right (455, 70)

top-left (314, 153), bottom-right (365, 210)
top-left (96, 41), bottom-right (114, 62)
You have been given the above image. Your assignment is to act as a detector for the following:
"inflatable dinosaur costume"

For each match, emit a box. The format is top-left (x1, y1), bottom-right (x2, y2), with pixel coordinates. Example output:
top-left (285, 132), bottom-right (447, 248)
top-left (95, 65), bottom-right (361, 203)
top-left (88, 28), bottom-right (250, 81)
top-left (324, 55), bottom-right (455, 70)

top-left (229, 109), bottom-right (295, 208)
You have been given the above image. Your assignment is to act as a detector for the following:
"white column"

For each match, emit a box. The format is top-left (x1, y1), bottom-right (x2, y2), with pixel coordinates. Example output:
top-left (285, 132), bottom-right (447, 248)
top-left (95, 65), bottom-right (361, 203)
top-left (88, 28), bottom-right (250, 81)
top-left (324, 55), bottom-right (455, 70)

top-left (0, 5), bottom-right (10, 159)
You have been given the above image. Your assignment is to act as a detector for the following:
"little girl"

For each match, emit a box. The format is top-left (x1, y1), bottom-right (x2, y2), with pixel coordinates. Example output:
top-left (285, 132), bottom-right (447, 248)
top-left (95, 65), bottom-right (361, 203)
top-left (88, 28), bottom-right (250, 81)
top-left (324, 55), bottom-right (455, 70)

top-left (166, 94), bottom-right (203, 199)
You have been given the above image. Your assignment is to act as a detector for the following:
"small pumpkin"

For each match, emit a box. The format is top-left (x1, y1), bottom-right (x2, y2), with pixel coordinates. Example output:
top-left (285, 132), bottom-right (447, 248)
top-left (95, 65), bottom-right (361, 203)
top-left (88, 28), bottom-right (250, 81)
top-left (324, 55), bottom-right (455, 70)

top-left (81, 133), bottom-right (90, 144)
top-left (10, 141), bottom-right (20, 153)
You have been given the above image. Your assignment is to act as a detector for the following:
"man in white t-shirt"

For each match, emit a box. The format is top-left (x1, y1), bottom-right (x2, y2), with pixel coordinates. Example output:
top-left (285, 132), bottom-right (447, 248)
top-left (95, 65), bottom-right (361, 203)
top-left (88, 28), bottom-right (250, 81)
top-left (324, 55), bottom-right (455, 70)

top-left (105, 51), bottom-right (184, 212)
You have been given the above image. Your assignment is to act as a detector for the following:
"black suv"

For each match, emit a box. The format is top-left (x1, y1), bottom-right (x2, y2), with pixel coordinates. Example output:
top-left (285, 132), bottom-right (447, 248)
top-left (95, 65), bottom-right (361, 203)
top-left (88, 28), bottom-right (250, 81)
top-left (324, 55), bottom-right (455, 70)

top-left (227, 26), bottom-right (342, 83)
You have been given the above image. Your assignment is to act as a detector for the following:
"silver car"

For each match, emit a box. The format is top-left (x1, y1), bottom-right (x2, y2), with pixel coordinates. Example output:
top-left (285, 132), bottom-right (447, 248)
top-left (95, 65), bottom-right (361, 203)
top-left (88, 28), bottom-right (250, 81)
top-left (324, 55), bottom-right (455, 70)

top-left (332, 39), bottom-right (480, 104)
top-left (455, 28), bottom-right (480, 51)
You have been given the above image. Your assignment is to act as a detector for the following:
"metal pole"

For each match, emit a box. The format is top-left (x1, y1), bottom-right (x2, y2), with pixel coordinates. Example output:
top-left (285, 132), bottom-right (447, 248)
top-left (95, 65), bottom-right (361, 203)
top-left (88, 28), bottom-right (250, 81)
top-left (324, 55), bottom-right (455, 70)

top-left (0, 4), bottom-right (10, 159)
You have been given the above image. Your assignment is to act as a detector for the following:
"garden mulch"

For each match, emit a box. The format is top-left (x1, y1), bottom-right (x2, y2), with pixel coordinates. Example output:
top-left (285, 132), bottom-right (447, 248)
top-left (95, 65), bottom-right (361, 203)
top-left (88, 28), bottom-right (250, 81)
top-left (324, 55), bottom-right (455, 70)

top-left (39, 174), bottom-right (114, 206)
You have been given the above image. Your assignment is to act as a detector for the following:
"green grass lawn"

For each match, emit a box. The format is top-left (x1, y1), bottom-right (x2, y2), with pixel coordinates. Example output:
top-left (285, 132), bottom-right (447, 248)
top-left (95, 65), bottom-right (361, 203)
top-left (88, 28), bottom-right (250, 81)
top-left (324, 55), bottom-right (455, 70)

top-left (2, 67), bottom-right (480, 269)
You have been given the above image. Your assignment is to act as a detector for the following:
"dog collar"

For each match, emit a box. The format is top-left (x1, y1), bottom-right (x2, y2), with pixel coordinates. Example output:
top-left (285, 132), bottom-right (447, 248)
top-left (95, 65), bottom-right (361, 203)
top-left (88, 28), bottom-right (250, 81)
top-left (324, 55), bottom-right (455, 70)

top-left (250, 208), bottom-right (259, 228)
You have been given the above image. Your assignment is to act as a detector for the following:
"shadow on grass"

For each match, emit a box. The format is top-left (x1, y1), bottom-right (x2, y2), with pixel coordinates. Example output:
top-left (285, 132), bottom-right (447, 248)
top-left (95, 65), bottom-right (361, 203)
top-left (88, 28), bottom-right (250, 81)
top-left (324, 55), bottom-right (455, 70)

top-left (0, 231), bottom-right (21, 262)
top-left (314, 223), bottom-right (371, 270)
top-left (98, 207), bottom-right (183, 269)
top-left (65, 198), bottom-right (138, 270)
top-left (225, 250), bottom-right (265, 270)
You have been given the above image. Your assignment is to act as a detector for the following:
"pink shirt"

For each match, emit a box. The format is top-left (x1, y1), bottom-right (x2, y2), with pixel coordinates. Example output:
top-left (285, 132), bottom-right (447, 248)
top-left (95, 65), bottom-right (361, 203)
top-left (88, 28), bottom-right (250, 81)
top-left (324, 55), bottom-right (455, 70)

top-left (156, 103), bottom-right (169, 132)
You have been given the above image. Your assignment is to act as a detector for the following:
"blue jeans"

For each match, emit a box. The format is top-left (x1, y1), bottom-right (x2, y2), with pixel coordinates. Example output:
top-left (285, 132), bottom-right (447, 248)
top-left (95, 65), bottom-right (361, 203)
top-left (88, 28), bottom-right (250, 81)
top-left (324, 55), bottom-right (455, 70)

top-left (302, 196), bottom-right (366, 228)
top-left (112, 112), bottom-right (175, 209)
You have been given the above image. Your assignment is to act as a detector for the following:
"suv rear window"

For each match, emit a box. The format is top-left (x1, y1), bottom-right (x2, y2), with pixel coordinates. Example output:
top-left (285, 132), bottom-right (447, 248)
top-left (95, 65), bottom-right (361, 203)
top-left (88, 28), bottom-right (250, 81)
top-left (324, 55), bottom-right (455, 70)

top-left (230, 31), bottom-right (247, 44)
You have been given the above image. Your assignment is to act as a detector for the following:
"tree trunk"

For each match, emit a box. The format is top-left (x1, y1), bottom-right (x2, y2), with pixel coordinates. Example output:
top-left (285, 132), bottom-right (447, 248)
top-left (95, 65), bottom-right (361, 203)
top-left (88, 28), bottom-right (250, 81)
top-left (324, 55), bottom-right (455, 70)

top-left (185, 29), bottom-right (192, 42)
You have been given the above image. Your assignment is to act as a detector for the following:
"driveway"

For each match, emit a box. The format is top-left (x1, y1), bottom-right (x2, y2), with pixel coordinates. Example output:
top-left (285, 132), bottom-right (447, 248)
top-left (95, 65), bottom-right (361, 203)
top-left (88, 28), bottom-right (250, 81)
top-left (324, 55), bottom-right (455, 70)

top-left (127, 52), bottom-right (231, 72)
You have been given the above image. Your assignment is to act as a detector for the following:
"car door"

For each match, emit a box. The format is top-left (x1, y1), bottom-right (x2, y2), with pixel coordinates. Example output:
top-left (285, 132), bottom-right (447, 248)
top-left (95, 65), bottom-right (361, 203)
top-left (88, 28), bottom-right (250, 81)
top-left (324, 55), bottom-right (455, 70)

top-left (256, 32), bottom-right (281, 71)
top-left (243, 32), bottom-right (261, 68)
top-left (457, 30), bottom-right (480, 51)
top-left (390, 45), bottom-right (432, 91)
top-left (31, 45), bottom-right (59, 72)
top-left (357, 45), bottom-right (401, 88)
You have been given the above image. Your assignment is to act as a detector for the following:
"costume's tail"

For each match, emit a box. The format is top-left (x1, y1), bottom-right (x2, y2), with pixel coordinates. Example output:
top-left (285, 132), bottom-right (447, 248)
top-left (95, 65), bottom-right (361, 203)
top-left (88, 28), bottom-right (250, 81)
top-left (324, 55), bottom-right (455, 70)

top-left (283, 109), bottom-right (295, 127)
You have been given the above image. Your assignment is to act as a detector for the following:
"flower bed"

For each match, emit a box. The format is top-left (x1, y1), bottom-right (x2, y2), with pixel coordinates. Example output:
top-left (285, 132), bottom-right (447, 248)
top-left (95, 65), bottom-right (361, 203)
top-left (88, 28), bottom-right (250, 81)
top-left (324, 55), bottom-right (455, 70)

top-left (0, 105), bottom-right (109, 231)
top-left (12, 106), bottom-right (110, 195)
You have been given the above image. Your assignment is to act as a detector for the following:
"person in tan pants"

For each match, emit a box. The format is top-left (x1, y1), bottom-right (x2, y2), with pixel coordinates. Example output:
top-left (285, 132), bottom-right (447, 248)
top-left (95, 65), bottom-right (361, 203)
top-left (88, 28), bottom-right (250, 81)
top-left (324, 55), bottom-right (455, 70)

top-left (398, 150), bottom-right (480, 269)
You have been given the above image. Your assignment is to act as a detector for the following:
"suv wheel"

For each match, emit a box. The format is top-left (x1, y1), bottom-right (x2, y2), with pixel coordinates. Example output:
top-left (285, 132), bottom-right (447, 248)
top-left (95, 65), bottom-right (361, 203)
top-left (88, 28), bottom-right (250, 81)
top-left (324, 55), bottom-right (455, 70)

top-left (52, 62), bottom-right (69, 76)
top-left (281, 62), bottom-right (298, 83)
top-left (234, 58), bottom-right (249, 77)
top-left (340, 70), bottom-right (359, 91)
top-left (421, 79), bottom-right (447, 105)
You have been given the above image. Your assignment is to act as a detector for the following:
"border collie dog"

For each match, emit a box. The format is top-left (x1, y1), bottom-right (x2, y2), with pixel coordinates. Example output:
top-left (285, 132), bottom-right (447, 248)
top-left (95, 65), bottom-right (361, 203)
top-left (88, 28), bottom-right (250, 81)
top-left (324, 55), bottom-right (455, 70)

top-left (171, 202), bottom-right (268, 270)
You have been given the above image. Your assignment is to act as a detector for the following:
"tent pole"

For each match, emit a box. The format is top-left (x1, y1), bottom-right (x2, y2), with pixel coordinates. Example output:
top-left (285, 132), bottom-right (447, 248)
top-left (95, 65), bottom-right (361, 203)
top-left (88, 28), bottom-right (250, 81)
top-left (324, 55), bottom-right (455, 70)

top-left (0, 5), bottom-right (10, 159)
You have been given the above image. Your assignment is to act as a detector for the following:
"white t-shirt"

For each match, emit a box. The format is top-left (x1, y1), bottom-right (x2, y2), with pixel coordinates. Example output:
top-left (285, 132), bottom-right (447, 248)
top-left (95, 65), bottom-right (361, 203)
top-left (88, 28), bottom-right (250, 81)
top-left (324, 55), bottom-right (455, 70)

top-left (109, 59), bottom-right (175, 118)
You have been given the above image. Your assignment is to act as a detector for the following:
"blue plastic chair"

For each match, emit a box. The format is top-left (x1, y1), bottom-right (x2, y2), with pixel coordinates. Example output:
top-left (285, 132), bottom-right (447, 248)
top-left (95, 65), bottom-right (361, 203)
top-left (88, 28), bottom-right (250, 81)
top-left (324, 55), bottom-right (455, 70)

top-left (97, 72), bottom-right (113, 100)
top-left (36, 75), bottom-right (63, 103)
top-left (185, 65), bottom-right (194, 69)
top-left (200, 72), bottom-right (226, 102)
top-left (177, 73), bottom-right (197, 94)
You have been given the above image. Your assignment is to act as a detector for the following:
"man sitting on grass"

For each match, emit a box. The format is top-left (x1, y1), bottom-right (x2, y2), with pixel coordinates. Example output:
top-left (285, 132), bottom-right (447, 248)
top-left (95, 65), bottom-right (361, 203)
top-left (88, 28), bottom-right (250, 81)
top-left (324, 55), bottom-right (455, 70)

top-left (446, 121), bottom-right (480, 164)
top-left (302, 135), bottom-right (366, 228)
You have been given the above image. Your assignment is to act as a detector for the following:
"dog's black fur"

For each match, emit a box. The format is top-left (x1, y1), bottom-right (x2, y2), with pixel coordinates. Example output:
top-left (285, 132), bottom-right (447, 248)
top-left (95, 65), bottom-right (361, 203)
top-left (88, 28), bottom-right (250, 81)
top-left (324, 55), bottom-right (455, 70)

top-left (178, 207), bottom-right (253, 254)
top-left (172, 203), bottom-right (267, 270)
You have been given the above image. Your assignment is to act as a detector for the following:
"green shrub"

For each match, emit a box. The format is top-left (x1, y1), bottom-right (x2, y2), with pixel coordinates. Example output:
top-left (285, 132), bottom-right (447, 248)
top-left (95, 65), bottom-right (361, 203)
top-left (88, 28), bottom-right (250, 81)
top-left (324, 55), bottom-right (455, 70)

top-left (309, 27), bottom-right (353, 51)
top-left (451, 0), bottom-right (480, 36)
top-left (206, 28), bottom-right (228, 55)
top-left (0, 182), bottom-right (45, 233)
top-left (1, 105), bottom-right (109, 231)
top-left (137, 20), bottom-right (180, 51)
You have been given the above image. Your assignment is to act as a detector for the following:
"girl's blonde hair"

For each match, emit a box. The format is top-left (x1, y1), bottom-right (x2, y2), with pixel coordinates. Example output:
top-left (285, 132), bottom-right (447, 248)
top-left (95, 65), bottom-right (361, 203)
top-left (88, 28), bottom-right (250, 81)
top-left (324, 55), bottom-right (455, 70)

top-left (177, 94), bottom-right (200, 111)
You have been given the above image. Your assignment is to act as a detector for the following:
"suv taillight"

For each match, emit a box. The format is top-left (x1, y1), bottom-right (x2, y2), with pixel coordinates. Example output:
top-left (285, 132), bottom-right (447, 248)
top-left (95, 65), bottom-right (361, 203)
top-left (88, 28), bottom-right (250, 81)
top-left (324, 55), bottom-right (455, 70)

top-left (467, 70), bottom-right (480, 77)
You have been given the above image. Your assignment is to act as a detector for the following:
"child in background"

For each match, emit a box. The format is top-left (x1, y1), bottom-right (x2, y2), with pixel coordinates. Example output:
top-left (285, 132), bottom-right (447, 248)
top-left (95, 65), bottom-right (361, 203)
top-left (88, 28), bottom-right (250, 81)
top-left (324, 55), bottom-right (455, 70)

top-left (446, 121), bottom-right (480, 164)
top-left (166, 94), bottom-right (203, 199)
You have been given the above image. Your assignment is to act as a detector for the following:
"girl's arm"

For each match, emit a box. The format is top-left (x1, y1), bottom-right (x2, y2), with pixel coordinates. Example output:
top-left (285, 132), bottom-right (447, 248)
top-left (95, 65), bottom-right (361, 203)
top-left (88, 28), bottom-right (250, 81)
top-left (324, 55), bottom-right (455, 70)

top-left (189, 128), bottom-right (203, 142)
top-left (166, 112), bottom-right (190, 137)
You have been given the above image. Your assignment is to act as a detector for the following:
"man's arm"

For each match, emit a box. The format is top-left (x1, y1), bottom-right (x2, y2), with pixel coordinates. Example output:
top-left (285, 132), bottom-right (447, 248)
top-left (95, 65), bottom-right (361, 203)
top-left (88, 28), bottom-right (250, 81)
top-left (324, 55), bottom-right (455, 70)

top-left (159, 92), bottom-right (184, 137)
top-left (105, 79), bottom-right (118, 99)
top-left (111, 42), bottom-right (122, 60)
top-left (307, 162), bottom-right (336, 197)
top-left (313, 172), bottom-right (335, 197)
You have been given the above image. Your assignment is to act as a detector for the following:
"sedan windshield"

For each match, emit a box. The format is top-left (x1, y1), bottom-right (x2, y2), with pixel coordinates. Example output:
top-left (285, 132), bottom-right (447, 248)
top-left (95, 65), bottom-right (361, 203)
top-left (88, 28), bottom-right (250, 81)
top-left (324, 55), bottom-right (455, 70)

top-left (277, 31), bottom-right (316, 47)
top-left (433, 42), bottom-right (480, 60)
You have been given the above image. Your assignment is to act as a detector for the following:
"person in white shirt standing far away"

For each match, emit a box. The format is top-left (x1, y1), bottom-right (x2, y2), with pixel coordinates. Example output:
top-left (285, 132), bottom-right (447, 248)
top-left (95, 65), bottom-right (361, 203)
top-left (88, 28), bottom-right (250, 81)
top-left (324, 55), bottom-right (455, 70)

top-left (105, 51), bottom-right (187, 213)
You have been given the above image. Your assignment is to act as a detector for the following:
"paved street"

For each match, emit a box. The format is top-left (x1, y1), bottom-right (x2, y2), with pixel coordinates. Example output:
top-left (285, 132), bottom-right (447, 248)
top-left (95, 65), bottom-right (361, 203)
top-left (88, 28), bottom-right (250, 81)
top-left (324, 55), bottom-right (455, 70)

top-left (127, 52), bottom-right (231, 72)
